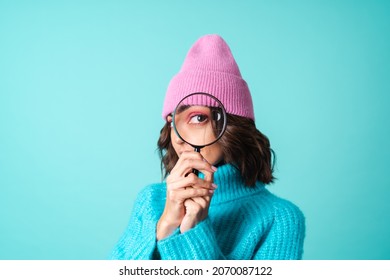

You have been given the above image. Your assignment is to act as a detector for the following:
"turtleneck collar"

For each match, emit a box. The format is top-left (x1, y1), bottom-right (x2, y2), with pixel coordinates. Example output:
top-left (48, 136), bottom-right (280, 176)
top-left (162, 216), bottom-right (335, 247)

top-left (209, 164), bottom-right (266, 205)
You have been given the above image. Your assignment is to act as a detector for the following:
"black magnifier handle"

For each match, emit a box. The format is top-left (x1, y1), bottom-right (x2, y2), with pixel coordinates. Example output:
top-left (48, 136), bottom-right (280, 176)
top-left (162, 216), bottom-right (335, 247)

top-left (192, 146), bottom-right (201, 176)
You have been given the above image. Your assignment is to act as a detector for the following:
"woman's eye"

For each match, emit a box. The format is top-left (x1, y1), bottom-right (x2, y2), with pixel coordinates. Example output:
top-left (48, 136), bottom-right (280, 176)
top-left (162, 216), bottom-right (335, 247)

top-left (189, 114), bottom-right (208, 124)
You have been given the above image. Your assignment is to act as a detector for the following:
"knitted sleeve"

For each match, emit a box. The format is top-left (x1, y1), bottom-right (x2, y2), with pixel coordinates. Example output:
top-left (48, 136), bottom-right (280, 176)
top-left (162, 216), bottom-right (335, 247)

top-left (157, 217), bottom-right (224, 260)
top-left (109, 183), bottom-right (224, 260)
top-left (109, 185), bottom-right (162, 260)
top-left (253, 200), bottom-right (306, 260)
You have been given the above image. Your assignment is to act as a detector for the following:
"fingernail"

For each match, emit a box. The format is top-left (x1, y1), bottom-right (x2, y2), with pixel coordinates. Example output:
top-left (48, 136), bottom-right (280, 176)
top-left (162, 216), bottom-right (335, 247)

top-left (211, 183), bottom-right (217, 189)
top-left (212, 166), bottom-right (218, 172)
top-left (209, 189), bottom-right (214, 194)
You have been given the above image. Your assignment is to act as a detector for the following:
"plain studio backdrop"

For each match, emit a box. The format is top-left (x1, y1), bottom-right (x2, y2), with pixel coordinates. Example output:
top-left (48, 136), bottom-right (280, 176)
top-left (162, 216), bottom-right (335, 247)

top-left (0, 0), bottom-right (389, 260)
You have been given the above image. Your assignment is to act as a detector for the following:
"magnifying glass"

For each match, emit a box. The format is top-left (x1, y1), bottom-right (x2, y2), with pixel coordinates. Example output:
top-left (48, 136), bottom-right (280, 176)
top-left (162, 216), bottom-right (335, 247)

top-left (172, 93), bottom-right (227, 176)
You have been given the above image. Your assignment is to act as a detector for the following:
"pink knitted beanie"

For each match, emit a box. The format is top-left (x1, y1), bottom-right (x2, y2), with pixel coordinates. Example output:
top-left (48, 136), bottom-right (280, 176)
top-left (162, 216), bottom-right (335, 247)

top-left (162, 34), bottom-right (254, 120)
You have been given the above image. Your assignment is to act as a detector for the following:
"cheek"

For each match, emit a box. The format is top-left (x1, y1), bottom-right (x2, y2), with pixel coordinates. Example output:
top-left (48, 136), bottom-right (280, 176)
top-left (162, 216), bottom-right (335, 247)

top-left (170, 130), bottom-right (179, 154)
top-left (201, 143), bottom-right (224, 165)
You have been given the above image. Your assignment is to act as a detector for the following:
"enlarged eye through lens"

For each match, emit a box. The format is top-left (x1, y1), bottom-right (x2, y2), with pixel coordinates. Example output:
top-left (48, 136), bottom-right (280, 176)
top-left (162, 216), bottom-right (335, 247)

top-left (189, 114), bottom-right (208, 124)
top-left (173, 93), bottom-right (227, 149)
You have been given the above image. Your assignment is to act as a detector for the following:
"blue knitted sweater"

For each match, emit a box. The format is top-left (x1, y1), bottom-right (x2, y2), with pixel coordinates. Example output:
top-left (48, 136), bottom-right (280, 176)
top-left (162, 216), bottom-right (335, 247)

top-left (110, 164), bottom-right (305, 260)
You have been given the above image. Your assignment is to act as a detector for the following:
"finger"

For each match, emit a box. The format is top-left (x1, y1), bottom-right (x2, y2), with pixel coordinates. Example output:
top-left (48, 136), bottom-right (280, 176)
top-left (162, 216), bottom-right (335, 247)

top-left (203, 195), bottom-right (212, 203)
top-left (183, 173), bottom-right (216, 190)
top-left (184, 198), bottom-right (196, 208)
top-left (172, 151), bottom-right (203, 175)
top-left (173, 151), bottom-right (217, 177)
top-left (173, 187), bottom-right (214, 201)
top-left (168, 173), bottom-right (214, 191)
top-left (184, 198), bottom-right (203, 214)
top-left (202, 168), bottom-right (214, 182)
top-left (167, 167), bottom-right (203, 186)
top-left (191, 196), bottom-right (208, 209)
top-left (199, 156), bottom-right (217, 182)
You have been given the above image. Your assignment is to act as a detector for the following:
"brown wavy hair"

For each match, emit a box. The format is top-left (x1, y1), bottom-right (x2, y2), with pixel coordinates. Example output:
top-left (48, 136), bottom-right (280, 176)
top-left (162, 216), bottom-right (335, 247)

top-left (157, 114), bottom-right (275, 186)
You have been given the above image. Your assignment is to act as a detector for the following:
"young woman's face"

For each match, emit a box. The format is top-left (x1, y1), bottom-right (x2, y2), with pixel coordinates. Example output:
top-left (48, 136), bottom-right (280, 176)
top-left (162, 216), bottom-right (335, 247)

top-left (168, 116), bottom-right (224, 166)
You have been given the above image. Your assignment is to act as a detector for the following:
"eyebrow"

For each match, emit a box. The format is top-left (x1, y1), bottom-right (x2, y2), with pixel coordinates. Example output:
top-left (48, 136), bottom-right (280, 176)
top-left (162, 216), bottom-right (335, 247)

top-left (176, 105), bottom-right (190, 114)
top-left (176, 105), bottom-right (218, 114)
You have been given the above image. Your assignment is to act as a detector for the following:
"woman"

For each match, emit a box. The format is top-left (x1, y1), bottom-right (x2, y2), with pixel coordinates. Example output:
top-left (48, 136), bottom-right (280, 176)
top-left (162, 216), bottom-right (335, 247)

top-left (110, 34), bottom-right (305, 260)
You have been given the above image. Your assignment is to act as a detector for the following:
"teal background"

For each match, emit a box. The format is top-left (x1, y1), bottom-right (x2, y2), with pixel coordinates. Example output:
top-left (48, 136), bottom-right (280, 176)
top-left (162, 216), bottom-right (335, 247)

top-left (1, 0), bottom-right (389, 260)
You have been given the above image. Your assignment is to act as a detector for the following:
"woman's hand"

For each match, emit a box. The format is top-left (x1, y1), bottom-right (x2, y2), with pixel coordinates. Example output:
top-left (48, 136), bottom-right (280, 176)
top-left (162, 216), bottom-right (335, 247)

top-left (156, 151), bottom-right (217, 240)
top-left (179, 163), bottom-right (215, 233)
top-left (179, 195), bottom-right (211, 233)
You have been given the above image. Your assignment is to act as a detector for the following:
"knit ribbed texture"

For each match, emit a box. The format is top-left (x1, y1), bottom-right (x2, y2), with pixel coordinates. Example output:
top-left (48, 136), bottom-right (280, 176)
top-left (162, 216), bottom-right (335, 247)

top-left (162, 34), bottom-right (254, 120)
top-left (110, 164), bottom-right (305, 260)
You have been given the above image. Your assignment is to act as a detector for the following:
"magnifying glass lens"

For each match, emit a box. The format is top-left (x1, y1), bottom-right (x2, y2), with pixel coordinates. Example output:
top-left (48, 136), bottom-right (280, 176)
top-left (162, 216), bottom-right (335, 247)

top-left (173, 93), bottom-right (227, 149)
